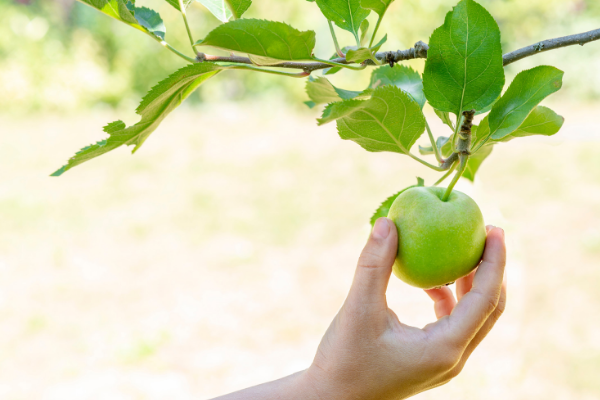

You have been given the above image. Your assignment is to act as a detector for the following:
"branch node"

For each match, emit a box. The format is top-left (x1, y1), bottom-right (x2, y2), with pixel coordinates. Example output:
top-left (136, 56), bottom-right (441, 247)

top-left (456, 109), bottom-right (475, 154)
top-left (414, 41), bottom-right (429, 58)
top-left (196, 52), bottom-right (206, 62)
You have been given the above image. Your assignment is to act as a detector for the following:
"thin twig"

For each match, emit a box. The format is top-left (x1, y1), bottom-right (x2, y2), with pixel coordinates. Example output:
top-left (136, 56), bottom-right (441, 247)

top-left (195, 42), bottom-right (429, 71)
top-left (193, 28), bottom-right (600, 72)
top-left (502, 28), bottom-right (600, 66)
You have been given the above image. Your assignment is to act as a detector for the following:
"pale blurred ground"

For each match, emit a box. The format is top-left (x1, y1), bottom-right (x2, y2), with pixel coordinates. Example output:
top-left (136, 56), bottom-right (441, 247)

top-left (1, 101), bottom-right (600, 400)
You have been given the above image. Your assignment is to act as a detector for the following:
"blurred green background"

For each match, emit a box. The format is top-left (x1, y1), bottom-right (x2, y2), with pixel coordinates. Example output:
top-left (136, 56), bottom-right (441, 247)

top-left (1, 0), bottom-right (600, 399)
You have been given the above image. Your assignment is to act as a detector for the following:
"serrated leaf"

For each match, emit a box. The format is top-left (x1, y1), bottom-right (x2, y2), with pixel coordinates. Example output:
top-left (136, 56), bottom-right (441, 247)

top-left (360, 0), bottom-right (394, 17)
top-left (305, 76), bottom-right (368, 106)
top-left (434, 109), bottom-right (454, 130)
top-left (423, 0), bottom-right (505, 116)
top-left (345, 34), bottom-right (387, 63)
top-left (164, 0), bottom-right (193, 11)
top-left (370, 176), bottom-right (423, 227)
top-left (318, 99), bottom-right (366, 125)
top-left (52, 63), bottom-right (221, 176)
top-left (196, 19), bottom-right (315, 62)
top-left (462, 143), bottom-right (492, 181)
top-left (225, 0), bottom-right (251, 18)
top-left (129, 5), bottom-right (166, 39)
top-left (315, 0), bottom-right (370, 42)
top-left (326, 86), bottom-right (426, 154)
top-left (197, 0), bottom-right (233, 22)
top-left (359, 19), bottom-right (369, 46)
top-left (369, 65), bottom-right (425, 109)
top-left (488, 66), bottom-right (563, 140)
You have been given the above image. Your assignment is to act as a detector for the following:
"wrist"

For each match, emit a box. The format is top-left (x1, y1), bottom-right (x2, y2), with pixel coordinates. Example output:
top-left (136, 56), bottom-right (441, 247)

top-left (296, 365), bottom-right (353, 400)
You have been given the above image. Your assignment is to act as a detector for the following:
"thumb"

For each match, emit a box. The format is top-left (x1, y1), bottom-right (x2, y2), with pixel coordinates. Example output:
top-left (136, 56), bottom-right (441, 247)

top-left (347, 217), bottom-right (398, 308)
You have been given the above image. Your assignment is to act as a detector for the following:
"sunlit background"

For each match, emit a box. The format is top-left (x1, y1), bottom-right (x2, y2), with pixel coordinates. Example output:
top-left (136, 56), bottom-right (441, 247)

top-left (1, 0), bottom-right (600, 398)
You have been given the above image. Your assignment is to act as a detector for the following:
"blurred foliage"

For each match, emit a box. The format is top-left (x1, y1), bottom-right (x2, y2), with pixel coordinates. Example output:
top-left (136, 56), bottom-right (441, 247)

top-left (1, 0), bottom-right (600, 113)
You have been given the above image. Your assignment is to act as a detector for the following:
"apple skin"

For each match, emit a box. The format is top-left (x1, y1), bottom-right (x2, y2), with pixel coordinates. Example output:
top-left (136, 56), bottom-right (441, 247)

top-left (387, 186), bottom-right (486, 289)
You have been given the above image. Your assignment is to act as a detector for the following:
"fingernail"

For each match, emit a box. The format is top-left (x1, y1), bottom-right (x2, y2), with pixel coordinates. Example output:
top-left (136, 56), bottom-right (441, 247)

top-left (373, 218), bottom-right (390, 239)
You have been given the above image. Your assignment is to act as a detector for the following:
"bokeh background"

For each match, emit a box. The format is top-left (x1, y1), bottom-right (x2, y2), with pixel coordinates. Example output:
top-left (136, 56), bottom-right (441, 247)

top-left (1, 0), bottom-right (600, 399)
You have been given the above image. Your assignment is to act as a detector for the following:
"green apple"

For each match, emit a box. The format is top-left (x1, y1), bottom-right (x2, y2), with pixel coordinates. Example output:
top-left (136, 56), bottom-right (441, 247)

top-left (387, 186), bottom-right (486, 289)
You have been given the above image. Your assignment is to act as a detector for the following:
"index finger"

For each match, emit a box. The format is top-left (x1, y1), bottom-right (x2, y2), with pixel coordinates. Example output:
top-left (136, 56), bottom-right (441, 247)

top-left (438, 227), bottom-right (506, 347)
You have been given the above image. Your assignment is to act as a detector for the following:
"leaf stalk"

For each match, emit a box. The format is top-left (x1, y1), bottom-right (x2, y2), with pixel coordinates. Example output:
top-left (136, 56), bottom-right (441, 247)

top-left (327, 20), bottom-right (344, 57)
top-left (369, 15), bottom-right (384, 48)
top-left (178, 0), bottom-right (196, 51)
top-left (425, 120), bottom-right (444, 163)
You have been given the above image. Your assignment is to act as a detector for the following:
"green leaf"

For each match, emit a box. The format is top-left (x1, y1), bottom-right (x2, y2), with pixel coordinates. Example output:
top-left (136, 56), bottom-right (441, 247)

top-left (359, 19), bottom-right (370, 46)
top-left (318, 99), bottom-right (366, 125)
top-left (492, 106), bottom-right (564, 142)
top-left (82, 1), bottom-right (169, 40)
top-left (505, 106), bottom-right (564, 139)
top-left (197, 0), bottom-right (233, 22)
top-left (369, 65), bottom-right (425, 108)
top-left (80, 0), bottom-right (139, 25)
top-left (52, 63), bottom-right (221, 176)
top-left (434, 109), bottom-right (454, 130)
top-left (370, 176), bottom-right (423, 227)
top-left (225, 0), bottom-right (252, 18)
top-left (418, 136), bottom-right (450, 156)
top-left (422, 0), bottom-right (504, 116)
top-left (305, 76), bottom-right (368, 106)
top-left (197, 0), bottom-right (251, 22)
top-left (129, 5), bottom-right (166, 39)
top-left (345, 34), bottom-right (387, 63)
top-left (462, 143), bottom-right (493, 181)
top-left (360, 0), bottom-right (394, 16)
top-left (196, 19), bottom-right (316, 63)
top-left (325, 86), bottom-right (426, 154)
top-left (315, 0), bottom-right (370, 42)
top-left (323, 46), bottom-right (354, 75)
top-left (164, 0), bottom-right (193, 11)
top-left (473, 105), bottom-right (563, 151)
top-left (488, 66), bottom-right (563, 140)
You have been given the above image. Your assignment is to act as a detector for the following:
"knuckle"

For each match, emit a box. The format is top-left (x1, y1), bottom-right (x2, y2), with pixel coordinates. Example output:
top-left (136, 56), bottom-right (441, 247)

top-left (432, 348), bottom-right (461, 372)
top-left (472, 288), bottom-right (498, 316)
top-left (446, 365), bottom-right (462, 379)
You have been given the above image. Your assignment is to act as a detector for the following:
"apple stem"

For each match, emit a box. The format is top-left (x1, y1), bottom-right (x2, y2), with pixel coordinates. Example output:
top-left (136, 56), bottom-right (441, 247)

top-left (441, 110), bottom-right (475, 201)
top-left (442, 154), bottom-right (468, 201)
top-left (434, 161), bottom-right (458, 186)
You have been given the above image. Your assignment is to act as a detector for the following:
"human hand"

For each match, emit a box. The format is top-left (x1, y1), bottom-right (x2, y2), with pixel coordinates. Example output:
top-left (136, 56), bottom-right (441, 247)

top-left (303, 217), bottom-right (507, 400)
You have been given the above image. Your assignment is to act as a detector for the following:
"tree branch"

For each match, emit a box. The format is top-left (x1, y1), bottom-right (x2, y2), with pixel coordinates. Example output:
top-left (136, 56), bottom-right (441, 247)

top-left (502, 28), bottom-right (600, 66)
top-left (196, 42), bottom-right (429, 72)
top-left (195, 28), bottom-right (600, 72)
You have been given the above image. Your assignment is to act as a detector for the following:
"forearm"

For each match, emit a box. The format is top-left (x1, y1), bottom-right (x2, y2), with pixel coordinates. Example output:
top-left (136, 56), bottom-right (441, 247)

top-left (210, 370), bottom-right (319, 400)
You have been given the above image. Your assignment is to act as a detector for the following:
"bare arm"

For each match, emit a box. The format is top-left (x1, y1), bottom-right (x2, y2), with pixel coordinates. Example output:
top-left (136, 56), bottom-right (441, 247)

top-left (213, 219), bottom-right (507, 400)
